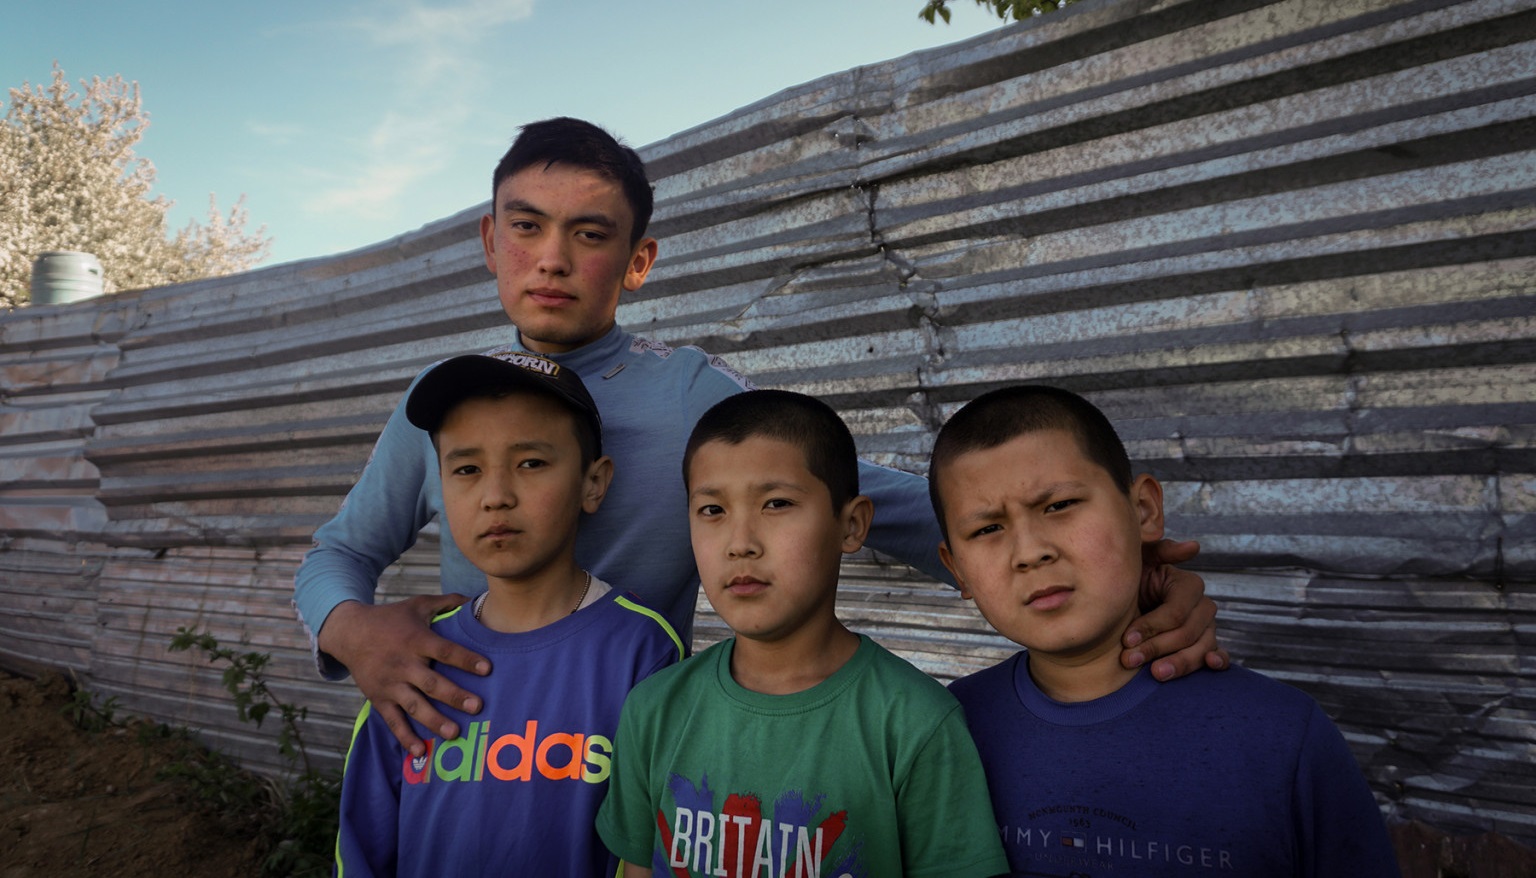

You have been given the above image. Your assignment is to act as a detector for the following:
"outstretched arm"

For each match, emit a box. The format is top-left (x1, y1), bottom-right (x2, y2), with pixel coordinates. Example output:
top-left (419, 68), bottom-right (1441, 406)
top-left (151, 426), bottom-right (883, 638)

top-left (1121, 539), bottom-right (1229, 681)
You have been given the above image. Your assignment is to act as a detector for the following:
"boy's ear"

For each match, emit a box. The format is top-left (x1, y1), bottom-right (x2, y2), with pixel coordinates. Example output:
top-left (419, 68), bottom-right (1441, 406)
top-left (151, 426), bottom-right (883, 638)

top-left (937, 542), bottom-right (974, 601)
top-left (1131, 474), bottom-right (1165, 543)
top-left (838, 495), bottom-right (874, 554)
top-left (479, 213), bottom-right (497, 273)
top-left (623, 237), bottom-right (659, 292)
top-left (582, 456), bottom-right (615, 515)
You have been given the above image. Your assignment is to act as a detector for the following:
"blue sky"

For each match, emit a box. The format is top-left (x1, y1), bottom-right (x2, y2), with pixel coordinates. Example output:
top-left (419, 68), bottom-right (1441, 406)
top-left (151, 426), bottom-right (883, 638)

top-left (5, 1), bottom-right (999, 266)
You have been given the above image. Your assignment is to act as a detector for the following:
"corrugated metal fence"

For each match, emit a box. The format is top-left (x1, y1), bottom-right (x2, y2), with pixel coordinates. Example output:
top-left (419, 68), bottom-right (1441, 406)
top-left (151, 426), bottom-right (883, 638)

top-left (2, 0), bottom-right (1532, 843)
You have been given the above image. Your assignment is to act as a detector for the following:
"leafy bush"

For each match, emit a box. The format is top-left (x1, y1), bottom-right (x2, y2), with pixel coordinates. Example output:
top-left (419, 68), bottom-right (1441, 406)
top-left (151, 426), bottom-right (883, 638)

top-left (168, 627), bottom-right (341, 878)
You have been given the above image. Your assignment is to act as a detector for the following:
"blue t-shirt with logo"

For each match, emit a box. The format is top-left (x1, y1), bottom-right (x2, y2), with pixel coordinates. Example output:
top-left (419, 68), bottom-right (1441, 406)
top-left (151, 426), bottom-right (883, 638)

top-left (335, 588), bottom-right (682, 877)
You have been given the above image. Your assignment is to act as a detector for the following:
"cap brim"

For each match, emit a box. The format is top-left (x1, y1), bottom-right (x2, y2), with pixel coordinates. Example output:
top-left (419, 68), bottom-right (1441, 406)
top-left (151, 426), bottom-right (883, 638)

top-left (405, 355), bottom-right (600, 446)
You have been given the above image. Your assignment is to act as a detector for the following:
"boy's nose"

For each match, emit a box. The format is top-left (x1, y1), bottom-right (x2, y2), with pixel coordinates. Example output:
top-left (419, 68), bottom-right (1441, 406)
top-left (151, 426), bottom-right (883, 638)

top-left (536, 235), bottom-right (571, 275)
top-left (481, 473), bottom-right (517, 509)
top-left (1011, 529), bottom-right (1057, 570)
top-left (726, 522), bottom-right (761, 559)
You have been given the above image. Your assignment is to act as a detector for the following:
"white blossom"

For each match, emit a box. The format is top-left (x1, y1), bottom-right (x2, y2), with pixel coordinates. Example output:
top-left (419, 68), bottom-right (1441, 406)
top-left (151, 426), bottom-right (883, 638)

top-left (0, 63), bottom-right (271, 308)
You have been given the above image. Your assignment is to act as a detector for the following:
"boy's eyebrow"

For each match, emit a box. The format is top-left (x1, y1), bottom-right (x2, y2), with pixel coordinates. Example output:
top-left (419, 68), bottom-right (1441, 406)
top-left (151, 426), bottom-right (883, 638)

top-left (500, 198), bottom-right (546, 218)
top-left (689, 479), bottom-right (813, 498)
top-left (501, 198), bottom-right (618, 229)
top-left (440, 439), bottom-right (557, 464)
top-left (1026, 481), bottom-right (1088, 505)
top-left (952, 480), bottom-right (1089, 521)
top-left (440, 446), bottom-right (483, 465)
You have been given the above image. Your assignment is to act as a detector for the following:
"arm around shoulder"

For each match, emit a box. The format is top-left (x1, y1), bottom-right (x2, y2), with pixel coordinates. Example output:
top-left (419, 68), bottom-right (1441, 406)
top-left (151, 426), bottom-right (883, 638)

top-left (857, 460), bottom-right (952, 585)
top-left (673, 344), bottom-right (949, 584)
top-left (293, 379), bottom-right (491, 757)
top-left (1122, 540), bottom-right (1229, 682)
top-left (293, 387), bottom-right (438, 677)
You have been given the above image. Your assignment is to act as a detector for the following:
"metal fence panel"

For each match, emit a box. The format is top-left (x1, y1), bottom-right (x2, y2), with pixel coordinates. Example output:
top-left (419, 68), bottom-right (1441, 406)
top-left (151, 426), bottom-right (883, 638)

top-left (1, 0), bottom-right (1532, 840)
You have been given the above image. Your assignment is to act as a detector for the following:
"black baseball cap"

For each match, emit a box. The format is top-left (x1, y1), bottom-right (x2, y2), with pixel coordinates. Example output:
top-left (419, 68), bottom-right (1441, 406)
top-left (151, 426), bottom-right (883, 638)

top-left (405, 352), bottom-right (602, 456)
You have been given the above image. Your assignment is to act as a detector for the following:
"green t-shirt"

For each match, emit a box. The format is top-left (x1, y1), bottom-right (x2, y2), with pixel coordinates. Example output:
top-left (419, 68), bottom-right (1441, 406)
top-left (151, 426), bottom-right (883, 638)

top-left (597, 635), bottom-right (1009, 878)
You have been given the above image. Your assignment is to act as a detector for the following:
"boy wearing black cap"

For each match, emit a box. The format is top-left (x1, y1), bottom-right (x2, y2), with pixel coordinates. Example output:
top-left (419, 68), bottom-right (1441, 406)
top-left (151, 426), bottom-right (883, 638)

top-left (334, 351), bottom-right (684, 877)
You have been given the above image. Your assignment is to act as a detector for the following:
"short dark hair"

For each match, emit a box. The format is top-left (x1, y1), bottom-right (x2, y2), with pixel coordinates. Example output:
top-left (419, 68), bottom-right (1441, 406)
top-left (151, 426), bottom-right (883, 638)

top-left (683, 390), bottom-right (860, 512)
top-left (491, 117), bottom-right (654, 246)
top-left (928, 385), bottom-right (1133, 540)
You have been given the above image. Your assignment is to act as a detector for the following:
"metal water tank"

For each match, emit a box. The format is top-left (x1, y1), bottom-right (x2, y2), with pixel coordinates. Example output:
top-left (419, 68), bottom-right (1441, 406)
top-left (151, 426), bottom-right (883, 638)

top-left (30, 251), bottom-right (105, 305)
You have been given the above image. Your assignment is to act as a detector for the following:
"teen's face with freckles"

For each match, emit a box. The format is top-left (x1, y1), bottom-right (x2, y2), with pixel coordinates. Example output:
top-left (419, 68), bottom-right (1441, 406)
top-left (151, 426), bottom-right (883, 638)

top-left (437, 393), bottom-right (610, 585)
top-left (479, 163), bottom-right (657, 355)
top-left (937, 429), bottom-right (1163, 663)
top-left (686, 435), bottom-right (870, 645)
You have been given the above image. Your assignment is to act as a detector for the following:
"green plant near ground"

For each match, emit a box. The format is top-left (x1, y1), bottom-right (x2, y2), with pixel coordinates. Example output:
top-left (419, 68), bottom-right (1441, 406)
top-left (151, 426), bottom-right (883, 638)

top-left (169, 627), bottom-right (341, 878)
top-left (169, 629), bottom-right (314, 769)
top-left (58, 674), bottom-right (276, 855)
top-left (151, 722), bottom-right (278, 839)
top-left (63, 685), bottom-right (122, 732)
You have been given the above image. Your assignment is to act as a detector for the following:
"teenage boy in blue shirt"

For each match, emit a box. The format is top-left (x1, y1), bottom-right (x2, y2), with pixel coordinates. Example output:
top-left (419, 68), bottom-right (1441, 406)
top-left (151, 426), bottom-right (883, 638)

top-left (334, 352), bottom-right (682, 876)
top-left (933, 385), bottom-right (1400, 877)
top-left (598, 390), bottom-right (1011, 878)
top-left (294, 116), bottom-right (1224, 760)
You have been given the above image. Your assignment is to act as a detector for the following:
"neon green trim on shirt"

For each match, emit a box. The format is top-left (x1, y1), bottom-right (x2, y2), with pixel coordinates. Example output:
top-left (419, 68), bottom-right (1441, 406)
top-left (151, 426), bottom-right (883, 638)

top-left (615, 595), bottom-right (685, 660)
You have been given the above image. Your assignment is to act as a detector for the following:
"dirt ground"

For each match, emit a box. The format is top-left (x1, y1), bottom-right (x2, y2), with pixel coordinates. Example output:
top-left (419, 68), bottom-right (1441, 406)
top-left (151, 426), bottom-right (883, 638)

top-left (3, 669), bottom-right (1534, 877)
top-left (0, 671), bottom-right (266, 878)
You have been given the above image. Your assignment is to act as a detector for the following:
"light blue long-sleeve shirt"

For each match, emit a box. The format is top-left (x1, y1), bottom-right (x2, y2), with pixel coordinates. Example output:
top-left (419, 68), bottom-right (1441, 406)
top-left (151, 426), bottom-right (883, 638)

top-left (293, 324), bottom-right (947, 677)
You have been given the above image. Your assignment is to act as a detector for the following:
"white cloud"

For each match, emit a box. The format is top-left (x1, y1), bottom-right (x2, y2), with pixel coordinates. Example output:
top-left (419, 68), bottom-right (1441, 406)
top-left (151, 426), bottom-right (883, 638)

top-left (246, 121), bottom-right (303, 147)
top-left (345, 0), bottom-right (536, 49)
top-left (302, 0), bottom-right (534, 217)
top-left (303, 109), bottom-right (461, 214)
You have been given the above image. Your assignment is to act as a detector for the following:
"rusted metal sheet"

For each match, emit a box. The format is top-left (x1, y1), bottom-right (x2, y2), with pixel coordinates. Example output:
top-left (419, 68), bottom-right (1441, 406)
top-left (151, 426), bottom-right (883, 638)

top-left (0, 0), bottom-right (1533, 842)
